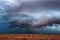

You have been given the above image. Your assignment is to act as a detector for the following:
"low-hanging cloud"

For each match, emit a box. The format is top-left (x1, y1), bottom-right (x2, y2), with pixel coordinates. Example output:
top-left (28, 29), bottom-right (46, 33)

top-left (0, 0), bottom-right (60, 33)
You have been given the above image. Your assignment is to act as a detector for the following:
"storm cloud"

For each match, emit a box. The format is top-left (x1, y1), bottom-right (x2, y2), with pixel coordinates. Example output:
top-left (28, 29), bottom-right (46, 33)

top-left (0, 0), bottom-right (60, 33)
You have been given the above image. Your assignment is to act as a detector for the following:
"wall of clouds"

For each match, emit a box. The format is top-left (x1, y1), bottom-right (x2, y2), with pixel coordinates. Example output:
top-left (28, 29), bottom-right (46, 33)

top-left (0, 0), bottom-right (60, 33)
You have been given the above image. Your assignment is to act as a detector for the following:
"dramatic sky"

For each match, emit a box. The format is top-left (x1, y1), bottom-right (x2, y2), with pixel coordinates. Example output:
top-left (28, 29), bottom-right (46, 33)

top-left (0, 0), bottom-right (60, 34)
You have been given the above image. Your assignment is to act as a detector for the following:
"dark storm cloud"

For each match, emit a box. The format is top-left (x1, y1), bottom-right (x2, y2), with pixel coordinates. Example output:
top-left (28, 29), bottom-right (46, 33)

top-left (1, 0), bottom-right (60, 33)
top-left (6, 0), bottom-right (60, 14)
top-left (3, 0), bottom-right (60, 27)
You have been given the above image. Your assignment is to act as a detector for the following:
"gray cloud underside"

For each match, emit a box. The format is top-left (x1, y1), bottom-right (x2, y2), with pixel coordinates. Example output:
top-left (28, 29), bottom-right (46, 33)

top-left (0, 0), bottom-right (60, 33)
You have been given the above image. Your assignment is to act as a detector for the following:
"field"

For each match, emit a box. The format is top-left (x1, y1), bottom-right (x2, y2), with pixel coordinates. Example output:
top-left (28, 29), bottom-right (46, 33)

top-left (0, 34), bottom-right (60, 40)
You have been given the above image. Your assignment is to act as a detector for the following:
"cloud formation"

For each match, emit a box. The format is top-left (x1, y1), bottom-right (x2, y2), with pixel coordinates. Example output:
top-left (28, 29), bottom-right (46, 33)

top-left (0, 0), bottom-right (60, 33)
